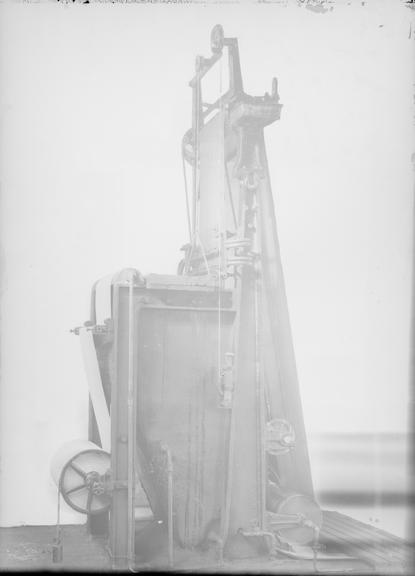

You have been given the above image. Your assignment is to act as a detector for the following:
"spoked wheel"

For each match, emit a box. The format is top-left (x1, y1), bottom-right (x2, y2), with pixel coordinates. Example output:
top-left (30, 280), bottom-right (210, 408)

top-left (51, 440), bottom-right (111, 515)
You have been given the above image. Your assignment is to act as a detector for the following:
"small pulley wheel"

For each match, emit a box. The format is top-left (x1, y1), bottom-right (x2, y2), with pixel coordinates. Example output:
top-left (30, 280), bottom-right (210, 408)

top-left (265, 418), bottom-right (296, 455)
top-left (211, 24), bottom-right (225, 54)
top-left (51, 440), bottom-right (111, 515)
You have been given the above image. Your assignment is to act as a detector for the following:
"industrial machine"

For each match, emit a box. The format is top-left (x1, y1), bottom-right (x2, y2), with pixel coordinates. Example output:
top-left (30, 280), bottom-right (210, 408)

top-left (51, 26), bottom-right (409, 573)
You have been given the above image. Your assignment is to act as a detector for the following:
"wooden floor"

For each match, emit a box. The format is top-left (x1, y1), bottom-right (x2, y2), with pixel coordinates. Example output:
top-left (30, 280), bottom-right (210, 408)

top-left (0, 520), bottom-right (410, 573)
top-left (0, 525), bottom-right (110, 571)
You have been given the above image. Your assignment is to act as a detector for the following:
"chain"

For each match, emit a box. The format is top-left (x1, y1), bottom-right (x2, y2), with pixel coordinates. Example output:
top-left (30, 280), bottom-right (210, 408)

top-left (52, 481), bottom-right (63, 563)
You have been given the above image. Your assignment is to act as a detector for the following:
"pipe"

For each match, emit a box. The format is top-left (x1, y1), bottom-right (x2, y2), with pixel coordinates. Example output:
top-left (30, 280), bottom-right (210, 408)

top-left (161, 445), bottom-right (174, 568)
top-left (253, 180), bottom-right (266, 531)
top-left (109, 268), bottom-right (144, 570)
top-left (124, 270), bottom-right (141, 571)
top-left (273, 546), bottom-right (351, 562)
top-left (127, 272), bottom-right (136, 569)
top-left (220, 176), bottom-right (251, 547)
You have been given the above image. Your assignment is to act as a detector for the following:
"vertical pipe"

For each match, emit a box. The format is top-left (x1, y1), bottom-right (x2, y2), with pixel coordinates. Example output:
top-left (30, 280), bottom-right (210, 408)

top-left (219, 208), bottom-right (245, 547)
top-left (110, 279), bottom-right (123, 568)
top-left (127, 274), bottom-right (136, 568)
top-left (220, 174), bottom-right (253, 545)
top-left (110, 271), bottom-right (142, 569)
top-left (254, 182), bottom-right (267, 531)
top-left (407, 154), bottom-right (415, 558)
top-left (162, 445), bottom-right (174, 568)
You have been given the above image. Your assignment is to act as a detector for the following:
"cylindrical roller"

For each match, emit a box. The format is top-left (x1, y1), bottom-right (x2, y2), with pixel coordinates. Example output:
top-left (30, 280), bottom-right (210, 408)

top-left (51, 439), bottom-right (111, 515)
top-left (266, 483), bottom-right (322, 546)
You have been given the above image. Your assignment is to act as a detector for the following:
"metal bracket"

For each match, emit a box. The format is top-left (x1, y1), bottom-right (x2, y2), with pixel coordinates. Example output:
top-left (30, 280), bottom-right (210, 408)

top-left (70, 319), bottom-right (113, 337)
top-left (106, 480), bottom-right (128, 492)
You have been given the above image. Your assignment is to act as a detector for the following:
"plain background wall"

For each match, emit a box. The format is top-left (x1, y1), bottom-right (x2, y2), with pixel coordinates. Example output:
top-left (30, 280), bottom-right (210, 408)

top-left (0, 0), bottom-right (413, 526)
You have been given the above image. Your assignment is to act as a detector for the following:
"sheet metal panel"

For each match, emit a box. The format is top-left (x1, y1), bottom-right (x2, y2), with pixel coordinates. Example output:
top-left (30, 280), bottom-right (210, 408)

top-left (257, 134), bottom-right (314, 497)
top-left (136, 306), bottom-right (234, 547)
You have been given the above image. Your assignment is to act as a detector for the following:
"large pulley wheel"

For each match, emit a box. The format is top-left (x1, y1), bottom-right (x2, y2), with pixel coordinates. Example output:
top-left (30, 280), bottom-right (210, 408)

top-left (275, 493), bottom-right (322, 546)
top-left (51, 440), bottom-right (111, 515)
top-left (267, 484), bottom-right (323, 546)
